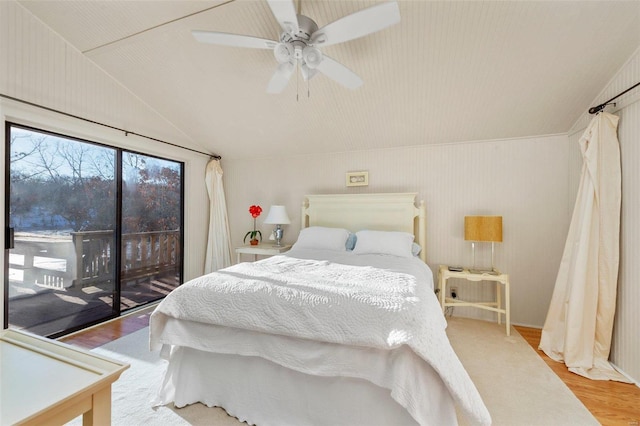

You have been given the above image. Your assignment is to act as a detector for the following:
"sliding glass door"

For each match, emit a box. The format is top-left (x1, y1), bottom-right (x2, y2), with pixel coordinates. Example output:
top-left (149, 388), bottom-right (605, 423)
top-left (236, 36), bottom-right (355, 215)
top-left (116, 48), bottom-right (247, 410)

top-left (5, 124), bottom-right (117, 336)
top-left (120, 152), bottom-right (182, 309)
top-left (4, 123), bottom-right (183, 337)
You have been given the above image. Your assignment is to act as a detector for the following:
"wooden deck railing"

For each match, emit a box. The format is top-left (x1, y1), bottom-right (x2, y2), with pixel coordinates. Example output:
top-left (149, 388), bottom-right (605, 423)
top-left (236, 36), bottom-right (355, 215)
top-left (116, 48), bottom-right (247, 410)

top-left (8, 230), bottom-right (180, 290)
top-left (120, 230), bottom-right (180, 282)
top-left (71, 230), bottom-right (114, 287)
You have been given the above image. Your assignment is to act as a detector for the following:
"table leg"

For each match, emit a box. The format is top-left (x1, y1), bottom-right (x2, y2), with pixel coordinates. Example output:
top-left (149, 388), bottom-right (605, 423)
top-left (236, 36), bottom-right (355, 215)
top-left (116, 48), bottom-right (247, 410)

top-left (82, 386), bottom-right (111, 426)
top-left (505, 279), bottom-right (510, 336)
top-left (496, 281), bottom-right (502, 325)
top-left (439, 272), bottom-right (446, 313)
top-left (236, 253), bottom-right (241, 264)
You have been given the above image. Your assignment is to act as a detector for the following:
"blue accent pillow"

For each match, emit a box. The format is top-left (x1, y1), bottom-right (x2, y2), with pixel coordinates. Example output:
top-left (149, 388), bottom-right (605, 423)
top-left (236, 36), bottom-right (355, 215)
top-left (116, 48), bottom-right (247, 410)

top-left (346, 233), bottom-right (357, 250)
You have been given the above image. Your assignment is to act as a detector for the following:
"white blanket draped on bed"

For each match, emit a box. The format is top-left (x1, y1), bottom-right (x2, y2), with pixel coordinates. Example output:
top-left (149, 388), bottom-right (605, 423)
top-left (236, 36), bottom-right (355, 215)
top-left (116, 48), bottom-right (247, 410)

top-left (150, 255), bottom-right (491, 425)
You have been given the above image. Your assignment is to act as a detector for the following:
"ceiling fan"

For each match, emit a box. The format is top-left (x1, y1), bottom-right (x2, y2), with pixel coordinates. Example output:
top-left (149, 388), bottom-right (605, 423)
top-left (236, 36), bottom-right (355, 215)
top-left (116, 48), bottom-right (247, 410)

top-left (192, 0), bottom-right (400, 94)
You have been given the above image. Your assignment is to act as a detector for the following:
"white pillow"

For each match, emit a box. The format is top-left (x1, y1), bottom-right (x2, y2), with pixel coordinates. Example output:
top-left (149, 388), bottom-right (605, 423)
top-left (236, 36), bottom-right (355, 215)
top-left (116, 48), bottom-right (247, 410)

top-left (292, 226), bottom-right (350, 251)
top-left (352, 230), bottom-right (415, 258)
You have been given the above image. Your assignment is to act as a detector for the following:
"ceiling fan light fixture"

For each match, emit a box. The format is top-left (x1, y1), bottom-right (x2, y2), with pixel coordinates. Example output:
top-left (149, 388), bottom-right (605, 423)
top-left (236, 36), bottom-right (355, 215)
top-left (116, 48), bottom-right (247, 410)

top-left (274, 42), bottom-right (293, 63)
top-left (302, 46), bottom-right (323, 69)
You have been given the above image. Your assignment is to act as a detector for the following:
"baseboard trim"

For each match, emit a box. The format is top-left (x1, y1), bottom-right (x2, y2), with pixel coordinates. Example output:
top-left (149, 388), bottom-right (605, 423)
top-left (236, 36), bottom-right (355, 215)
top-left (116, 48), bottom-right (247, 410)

top-left (611, 362), bottom-right (640, 388)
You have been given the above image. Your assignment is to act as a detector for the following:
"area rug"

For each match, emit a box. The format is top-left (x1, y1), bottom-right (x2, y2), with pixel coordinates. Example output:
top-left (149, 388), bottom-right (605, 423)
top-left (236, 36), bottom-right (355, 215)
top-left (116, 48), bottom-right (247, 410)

top-left (70, 318), bottom-right (597, 425)
top-left (446, 317), bottom-right (597, 425)
top-left (67, 328), bottom-right (239, 426)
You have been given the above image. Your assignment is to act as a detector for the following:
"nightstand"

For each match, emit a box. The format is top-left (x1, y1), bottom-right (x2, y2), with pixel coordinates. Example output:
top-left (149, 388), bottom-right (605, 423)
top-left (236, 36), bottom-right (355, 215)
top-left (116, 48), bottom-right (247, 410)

top-left (235, 244), bottom-right (292, 264)
top-left (437, 265), bottom-right (511, 336)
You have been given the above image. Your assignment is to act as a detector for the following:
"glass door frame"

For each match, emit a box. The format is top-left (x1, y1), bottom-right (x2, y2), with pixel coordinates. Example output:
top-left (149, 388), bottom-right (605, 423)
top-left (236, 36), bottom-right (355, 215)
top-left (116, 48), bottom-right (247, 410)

top-left (3, 122), bottom-right (184, 338)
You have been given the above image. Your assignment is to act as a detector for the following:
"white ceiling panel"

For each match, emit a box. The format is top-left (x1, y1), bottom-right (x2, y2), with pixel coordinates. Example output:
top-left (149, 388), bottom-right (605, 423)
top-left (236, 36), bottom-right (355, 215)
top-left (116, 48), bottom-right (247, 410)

top-left (16, 0), bottom-right (640, 160)
top-left (19, 0), bottom-right (229, 53)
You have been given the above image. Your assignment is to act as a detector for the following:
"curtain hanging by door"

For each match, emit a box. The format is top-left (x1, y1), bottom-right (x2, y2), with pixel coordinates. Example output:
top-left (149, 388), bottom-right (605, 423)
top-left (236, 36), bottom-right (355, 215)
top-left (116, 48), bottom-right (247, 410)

top-left (539, 112), bottom-right (630, 382)
top-left (204, 159), bottom-right (233, 273)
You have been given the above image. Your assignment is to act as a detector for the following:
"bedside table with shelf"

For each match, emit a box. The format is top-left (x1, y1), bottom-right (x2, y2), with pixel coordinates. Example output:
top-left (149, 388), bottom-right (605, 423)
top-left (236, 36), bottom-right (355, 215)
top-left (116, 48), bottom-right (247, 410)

top-left (235, 244), bottom-right (292, 263)
top-left (437, 264), bottom-right (511, 336)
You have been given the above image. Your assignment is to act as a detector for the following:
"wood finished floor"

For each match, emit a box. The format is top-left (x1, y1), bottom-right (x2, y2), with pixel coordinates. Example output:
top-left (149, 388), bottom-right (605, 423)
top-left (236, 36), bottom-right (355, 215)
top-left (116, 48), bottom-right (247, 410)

top-left (59, 305), bottom-right (154, 350)
top-left (60, 312), bottom-right (640, 425)
top-left (513, 325), bottom-right (640, 426)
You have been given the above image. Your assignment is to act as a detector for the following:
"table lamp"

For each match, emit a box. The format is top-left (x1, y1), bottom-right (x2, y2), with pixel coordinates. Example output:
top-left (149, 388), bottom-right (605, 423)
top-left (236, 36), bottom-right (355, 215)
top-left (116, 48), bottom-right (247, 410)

top-left (264, 205), bottom-right (291, 247)
top-left (464, 215), bottom-right (503, 273)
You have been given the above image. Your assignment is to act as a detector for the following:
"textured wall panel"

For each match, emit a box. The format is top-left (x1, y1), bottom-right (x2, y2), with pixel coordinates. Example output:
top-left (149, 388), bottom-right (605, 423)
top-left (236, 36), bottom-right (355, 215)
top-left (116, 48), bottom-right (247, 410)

top-left (615, 99), bottom-right (640, 384)
top-left (223, 134), bottom-right (570, 327)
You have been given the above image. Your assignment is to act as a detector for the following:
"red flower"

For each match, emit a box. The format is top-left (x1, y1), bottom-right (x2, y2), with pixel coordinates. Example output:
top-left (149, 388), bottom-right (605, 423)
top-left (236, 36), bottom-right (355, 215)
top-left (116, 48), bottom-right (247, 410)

top-left (244, 205), bottom-right (263, 243)
top-left (249, 205), bottom-right (262, 218)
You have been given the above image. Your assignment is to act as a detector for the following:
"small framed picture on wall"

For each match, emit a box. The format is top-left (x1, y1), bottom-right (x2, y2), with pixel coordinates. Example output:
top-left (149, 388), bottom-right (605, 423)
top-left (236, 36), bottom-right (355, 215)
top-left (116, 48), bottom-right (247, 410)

top-left (346, 171), bottom-right (369, 187)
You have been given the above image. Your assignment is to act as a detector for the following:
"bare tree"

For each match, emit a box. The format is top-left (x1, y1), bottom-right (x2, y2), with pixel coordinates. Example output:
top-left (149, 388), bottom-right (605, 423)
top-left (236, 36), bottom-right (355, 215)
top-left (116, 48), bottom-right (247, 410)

top-left (9, 129), bottom-right (116, 231)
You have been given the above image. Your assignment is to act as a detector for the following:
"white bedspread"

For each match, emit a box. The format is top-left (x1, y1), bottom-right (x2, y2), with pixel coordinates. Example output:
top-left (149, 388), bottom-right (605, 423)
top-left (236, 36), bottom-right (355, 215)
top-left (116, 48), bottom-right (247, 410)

top-left (150, 253), bottom-right (491, 425)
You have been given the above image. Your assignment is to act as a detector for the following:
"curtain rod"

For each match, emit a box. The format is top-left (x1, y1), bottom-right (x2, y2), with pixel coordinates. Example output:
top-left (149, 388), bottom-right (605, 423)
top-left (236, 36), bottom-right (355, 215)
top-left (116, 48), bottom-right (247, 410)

top-left (589, 81), bottom-right (640, 114)
top-left (0, 93), bottom-right (221, 160)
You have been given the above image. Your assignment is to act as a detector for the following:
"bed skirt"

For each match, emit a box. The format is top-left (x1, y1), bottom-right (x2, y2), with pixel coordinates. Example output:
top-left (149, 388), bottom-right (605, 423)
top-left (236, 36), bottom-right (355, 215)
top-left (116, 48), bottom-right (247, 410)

top-left (154, 345), bottom-right (457, 426)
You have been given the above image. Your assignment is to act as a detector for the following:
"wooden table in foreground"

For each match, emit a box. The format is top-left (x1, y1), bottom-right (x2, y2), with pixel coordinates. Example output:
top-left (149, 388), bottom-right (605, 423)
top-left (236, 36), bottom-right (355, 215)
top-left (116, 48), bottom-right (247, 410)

top-left (1, 328), bottom-right (129, 426)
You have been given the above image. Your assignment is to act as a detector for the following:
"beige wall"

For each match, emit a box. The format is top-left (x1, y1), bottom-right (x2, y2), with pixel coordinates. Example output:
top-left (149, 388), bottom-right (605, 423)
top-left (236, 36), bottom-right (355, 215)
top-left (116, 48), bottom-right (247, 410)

top-left (223, 133), bottom-right (571, 328)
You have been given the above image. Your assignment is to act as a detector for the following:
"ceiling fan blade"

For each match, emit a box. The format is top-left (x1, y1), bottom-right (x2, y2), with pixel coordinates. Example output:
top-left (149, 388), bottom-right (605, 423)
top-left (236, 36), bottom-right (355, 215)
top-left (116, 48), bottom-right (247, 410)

top-left (192, 30), bottom-right (277, 49)
top-left (315, 55), bottom-right (363, 90)
top-left (266, 0), bottom-right (299, 33)
top-left (301, 63), bottom-right (319, 81)
top-left (311, 1), bottom-right (400, 47)
top-left (267, 61), bottom-right (295, 94)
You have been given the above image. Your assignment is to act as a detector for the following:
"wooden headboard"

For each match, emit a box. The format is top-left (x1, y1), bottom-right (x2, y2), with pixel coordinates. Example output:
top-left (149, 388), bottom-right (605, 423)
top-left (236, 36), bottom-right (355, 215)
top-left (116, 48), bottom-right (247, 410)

top-left (301, 193), bottom-right (427, 262)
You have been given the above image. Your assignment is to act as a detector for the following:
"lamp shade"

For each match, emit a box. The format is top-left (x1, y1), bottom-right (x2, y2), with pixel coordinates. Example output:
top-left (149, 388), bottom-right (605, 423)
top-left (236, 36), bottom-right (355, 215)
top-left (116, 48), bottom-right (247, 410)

top-left (264, 205), bottom-right (291, 225)
top-left (464, 216), bottom-right (502, 242)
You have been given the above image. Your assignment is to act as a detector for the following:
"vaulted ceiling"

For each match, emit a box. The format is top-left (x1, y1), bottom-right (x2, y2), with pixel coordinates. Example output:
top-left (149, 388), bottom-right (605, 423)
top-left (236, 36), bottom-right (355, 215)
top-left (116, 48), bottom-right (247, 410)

top-left (18, 0), bottom-right (640, 160)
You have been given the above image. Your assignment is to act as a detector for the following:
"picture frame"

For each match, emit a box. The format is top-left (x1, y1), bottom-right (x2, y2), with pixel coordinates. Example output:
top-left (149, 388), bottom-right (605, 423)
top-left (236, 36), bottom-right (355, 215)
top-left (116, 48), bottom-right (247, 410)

top-left (346, 171), bottom-right (369, 187)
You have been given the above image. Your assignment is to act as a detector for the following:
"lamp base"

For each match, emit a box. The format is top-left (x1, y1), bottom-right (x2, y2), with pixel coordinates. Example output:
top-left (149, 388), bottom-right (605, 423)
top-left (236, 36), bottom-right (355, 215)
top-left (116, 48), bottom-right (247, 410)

top-left (274, 225), bottom-right (284, 247)
top-left (470, 241), bottom-right (499, 274)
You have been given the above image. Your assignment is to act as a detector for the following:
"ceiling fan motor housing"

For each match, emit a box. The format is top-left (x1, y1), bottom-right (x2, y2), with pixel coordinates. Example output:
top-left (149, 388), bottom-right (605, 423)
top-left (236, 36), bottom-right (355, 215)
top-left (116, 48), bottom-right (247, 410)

top-left (293, 15), bottom-right (318, 42)
top-left (275, 14), bottom-right (323, 66)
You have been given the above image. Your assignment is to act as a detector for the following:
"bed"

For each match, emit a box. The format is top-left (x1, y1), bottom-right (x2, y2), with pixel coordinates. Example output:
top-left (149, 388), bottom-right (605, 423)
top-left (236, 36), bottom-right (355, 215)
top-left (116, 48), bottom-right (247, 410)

top-left (150, 193), bottom-right (491, 426)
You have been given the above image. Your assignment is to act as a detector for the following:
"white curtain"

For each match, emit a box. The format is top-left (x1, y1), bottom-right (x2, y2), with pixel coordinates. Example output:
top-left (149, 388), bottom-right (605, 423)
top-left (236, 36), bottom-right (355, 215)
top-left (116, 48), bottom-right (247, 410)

top-left (539, 112), bottom-right (630, 382)
top-left (204, 159), bottom-right (232, 273)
